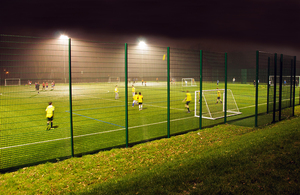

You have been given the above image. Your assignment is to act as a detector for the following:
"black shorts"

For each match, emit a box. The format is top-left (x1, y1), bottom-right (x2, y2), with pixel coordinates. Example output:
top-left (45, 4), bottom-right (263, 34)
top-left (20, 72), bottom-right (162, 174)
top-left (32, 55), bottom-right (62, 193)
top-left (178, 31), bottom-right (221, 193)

top-left (47, 116), bottom-right (53, 121)
top-left (186, 101), bottom-right (190, 105)
top-left (139, 102), bottom-right (143, 105)
top-left (217, 97), bottom-right (220, 99)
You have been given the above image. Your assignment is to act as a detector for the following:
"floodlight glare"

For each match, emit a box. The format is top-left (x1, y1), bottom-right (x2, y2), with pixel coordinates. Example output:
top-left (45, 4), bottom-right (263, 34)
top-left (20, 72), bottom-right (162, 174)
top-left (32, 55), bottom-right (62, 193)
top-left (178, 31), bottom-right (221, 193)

top-left (59, 35), bottom-right (69, 39)
top-left (138, 41), bottom-right (147, 49)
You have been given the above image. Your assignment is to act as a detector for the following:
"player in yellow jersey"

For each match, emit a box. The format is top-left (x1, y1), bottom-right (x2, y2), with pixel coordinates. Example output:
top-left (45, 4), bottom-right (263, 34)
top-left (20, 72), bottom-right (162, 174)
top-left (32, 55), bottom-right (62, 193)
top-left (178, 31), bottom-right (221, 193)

top-left (132, 92), bottom-right (138, 107)
top-left (216, 88), bottom-right (222, 104)
top-left (138, 92), bottom-right (143, 111)
top-left (115, 85), bottom-right (119, 99)
top-left (46, 102), bottom-right (55, 130)
top-left (132, 85), bottom-right (135, 97)
top-left (183, 90), bottom-right (192, 113)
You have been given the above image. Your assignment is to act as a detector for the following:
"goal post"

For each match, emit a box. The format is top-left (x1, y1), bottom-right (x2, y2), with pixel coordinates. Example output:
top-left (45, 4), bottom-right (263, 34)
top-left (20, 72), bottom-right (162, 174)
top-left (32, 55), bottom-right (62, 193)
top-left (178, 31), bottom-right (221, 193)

top-left (5, 78), bottom-right (21, 86)
top-left (194, 89), bottom-right (242, 120)
top-left (182, 78), bottom-right (197, 87)
top-left (108, 77), bottom-right (120, 83)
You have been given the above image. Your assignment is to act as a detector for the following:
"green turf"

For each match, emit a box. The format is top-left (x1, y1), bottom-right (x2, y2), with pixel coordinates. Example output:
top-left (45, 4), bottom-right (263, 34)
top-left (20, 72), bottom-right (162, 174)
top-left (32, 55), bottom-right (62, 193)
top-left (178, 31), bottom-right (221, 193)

top-left (0, 107), bottom-right (299, 194)
top-left (0, 81), bottom-right (299, 170)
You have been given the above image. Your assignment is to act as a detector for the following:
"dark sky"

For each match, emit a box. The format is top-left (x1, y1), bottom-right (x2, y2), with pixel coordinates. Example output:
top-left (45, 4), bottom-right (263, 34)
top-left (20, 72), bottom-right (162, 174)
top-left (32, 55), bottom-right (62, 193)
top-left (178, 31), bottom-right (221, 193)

top-left (1, 0), bottom-right (300, 54)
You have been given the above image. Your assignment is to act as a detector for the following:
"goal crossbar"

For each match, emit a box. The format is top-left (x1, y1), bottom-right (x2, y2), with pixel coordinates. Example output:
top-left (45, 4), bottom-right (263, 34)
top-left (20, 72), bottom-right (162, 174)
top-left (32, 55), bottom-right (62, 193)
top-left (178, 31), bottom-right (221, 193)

top-left (182, 78), bottom-right (197, 87)
top-left (5, 78), bottom-right (21, 86)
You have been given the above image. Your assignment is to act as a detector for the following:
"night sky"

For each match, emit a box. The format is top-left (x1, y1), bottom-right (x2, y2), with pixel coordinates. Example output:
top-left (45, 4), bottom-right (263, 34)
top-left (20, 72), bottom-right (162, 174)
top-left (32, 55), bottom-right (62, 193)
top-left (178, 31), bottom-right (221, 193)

top-left (1, 0), bottom-right (300, 55)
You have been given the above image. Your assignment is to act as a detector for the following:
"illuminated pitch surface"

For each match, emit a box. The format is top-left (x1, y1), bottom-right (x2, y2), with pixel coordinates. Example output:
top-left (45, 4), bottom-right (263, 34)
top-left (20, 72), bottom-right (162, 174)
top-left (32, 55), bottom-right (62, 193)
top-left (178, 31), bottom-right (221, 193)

top-left (0, 81), bottom-right (298, 170)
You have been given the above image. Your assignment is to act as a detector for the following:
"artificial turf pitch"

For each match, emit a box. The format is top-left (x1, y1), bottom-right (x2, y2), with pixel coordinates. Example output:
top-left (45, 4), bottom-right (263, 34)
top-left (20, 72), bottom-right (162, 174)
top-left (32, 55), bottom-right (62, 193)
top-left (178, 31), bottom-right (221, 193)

top-left (0, 81), bottom-right (298, 170)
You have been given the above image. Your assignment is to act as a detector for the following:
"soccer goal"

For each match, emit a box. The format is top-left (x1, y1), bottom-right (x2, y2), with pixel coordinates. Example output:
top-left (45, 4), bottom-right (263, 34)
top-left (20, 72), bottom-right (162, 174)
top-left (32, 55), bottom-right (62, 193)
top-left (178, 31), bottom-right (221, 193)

top-left (5, 78), bottom-right (21, 86)
top-left (108, 77), bottom-right (120, 83)
top-left (182, 78), bottom-right (197, 87)
top-left (269, 75), bottom-right (300, 87)
top-left (194, 89), bottom-right (242, 120)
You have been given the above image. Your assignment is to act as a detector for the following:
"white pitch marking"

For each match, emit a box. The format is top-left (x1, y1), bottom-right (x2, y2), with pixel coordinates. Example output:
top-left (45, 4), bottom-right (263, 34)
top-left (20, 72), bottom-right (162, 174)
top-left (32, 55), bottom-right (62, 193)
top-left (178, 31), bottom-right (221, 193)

top-left (0, 116), bottom-right (195, 150)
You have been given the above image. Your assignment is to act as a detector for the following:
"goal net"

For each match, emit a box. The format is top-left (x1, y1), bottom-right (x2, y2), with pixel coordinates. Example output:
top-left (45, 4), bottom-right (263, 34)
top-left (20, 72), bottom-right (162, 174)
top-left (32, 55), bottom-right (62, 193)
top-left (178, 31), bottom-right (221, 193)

top-left (194, 89), bottom-right (242, 120)
top-left (5, 78), bottom-right (21, 86)
top-left (182, 78), bottom-right (197, 87)
top-left (108, 77), bottom-right (120, 83)
top-left (269, 75), bottom-right (300, 87)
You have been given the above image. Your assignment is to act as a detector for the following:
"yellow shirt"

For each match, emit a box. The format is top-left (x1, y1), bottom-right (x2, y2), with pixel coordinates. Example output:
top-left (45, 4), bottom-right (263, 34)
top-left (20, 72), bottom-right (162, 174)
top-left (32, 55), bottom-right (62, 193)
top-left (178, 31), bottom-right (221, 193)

top-left (138, 95), bottom-right (143, 103)
top-left (186, 93), bottom-right (192, 102)
top-left (115, 87), bottom-right (118, 93)
top-left (132, 87), bottom-right (135, 92)
top-left (133, 94), bottom-right (138, 101)
top-left (217, 91), bottom-right (221, 97)
top-left (46, 105), bottom-right (55, 118)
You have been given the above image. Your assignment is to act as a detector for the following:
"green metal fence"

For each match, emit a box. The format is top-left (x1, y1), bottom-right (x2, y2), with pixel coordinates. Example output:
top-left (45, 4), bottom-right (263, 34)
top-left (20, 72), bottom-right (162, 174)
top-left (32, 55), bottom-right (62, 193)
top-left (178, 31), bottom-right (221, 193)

top-left (0, 34), bottom-right (298, 171)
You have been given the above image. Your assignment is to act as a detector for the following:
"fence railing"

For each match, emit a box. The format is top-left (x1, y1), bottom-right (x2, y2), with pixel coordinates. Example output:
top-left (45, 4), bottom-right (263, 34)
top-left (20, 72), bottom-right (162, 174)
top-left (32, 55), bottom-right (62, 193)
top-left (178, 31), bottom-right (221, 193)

top-left (0, 34), bottom-right (298, 171)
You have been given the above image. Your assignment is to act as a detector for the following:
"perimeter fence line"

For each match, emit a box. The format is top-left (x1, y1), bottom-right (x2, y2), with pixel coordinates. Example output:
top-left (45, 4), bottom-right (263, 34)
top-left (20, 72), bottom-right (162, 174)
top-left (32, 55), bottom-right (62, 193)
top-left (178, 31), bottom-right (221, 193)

top-left (0, 34), bottom-right (299, 171)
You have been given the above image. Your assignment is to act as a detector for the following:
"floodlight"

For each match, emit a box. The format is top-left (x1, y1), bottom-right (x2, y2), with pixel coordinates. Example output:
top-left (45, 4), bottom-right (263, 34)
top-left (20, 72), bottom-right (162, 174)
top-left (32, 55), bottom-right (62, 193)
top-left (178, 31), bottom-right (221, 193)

top-left (59, 35), bottom-right (69, 39)
top-left (138, 41), bottom-right (147, 49)
top-left (59, 34), bottom-right (68, 84)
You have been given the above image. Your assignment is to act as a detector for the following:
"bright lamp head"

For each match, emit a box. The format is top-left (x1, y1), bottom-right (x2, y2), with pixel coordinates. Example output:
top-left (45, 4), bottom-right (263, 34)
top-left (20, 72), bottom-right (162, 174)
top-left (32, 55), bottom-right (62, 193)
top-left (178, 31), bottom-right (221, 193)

top-left (138, 41), bottom-right (147, 49)
top-left (59, 35), bottom-right (69, 39)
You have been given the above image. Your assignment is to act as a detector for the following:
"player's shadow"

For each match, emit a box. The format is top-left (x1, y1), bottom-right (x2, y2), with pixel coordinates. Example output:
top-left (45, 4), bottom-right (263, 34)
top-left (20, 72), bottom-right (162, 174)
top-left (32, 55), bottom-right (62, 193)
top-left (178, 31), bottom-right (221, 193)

top-left (47, 125), bottom-right (59, 131)
top-left (29, 94), bottom-right (39, 98)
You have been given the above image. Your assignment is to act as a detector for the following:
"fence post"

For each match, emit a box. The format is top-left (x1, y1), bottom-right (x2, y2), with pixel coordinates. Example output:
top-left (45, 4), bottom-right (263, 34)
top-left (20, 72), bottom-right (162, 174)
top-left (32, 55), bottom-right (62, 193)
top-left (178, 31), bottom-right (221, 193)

top-left (125, 43), bottom-right (128, 147)
top-left (267, 57), bottom-right (270, 114)
top-left (199, 50), bottom-right (203, 129)
top-left (167, 47), bottom-right (170, 138)
top-left (279, 54), bottom-right (283, 121)
top-left (255, 51), bottom-right (259, 127)
top-left (68, 38), bottom-right (74, 157)
top-left (224, 52), bottom-right (228, 124)
top-left (293, 56), bottom-right (296, 116)
top-left (273, 53), bottom-right (277, 123)
top-left (290, 59), bottom-right (293, 107)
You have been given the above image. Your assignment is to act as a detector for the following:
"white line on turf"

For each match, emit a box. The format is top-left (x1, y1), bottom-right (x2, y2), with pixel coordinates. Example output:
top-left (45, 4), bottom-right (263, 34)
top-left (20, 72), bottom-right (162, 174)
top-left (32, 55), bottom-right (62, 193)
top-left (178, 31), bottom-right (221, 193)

top-left (0, 116), bottom-right (195, 150)
top-left (1, 95), bottom-right (299, 150)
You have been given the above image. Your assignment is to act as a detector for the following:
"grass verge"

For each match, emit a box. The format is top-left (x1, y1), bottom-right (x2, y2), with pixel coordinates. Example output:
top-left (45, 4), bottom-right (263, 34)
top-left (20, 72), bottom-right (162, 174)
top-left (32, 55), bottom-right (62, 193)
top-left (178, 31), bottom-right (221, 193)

top-left (0, 107), bottom-right (299, 194)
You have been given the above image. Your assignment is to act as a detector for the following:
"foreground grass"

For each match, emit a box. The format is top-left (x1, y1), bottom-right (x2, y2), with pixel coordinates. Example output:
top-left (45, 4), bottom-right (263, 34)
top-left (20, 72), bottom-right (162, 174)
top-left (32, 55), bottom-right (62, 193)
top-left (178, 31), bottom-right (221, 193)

top-left (0, 108), bottom-right (299, 194)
